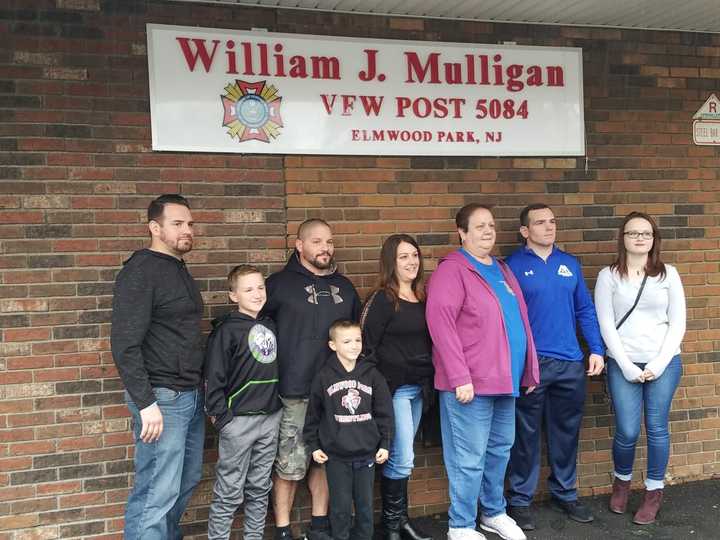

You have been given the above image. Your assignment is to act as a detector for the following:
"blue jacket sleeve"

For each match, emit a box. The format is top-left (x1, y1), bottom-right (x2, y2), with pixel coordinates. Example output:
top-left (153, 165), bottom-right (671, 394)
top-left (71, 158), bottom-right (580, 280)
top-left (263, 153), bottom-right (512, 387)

top-left (573, 261), bottom-right (605, 356)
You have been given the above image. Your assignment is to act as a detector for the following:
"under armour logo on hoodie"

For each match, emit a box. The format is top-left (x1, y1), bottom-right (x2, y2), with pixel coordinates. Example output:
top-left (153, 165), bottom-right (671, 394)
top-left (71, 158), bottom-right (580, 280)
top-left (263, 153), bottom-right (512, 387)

top-left (305, 285), bottom-right (344, 305)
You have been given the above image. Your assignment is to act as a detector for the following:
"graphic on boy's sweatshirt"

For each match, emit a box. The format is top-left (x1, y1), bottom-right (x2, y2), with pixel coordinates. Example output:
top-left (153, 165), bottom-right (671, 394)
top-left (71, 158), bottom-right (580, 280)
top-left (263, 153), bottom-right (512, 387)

top-left (248, 324), bottom-right (277, 364)
top-left (557, 264), bottom-right (574, 277)
top-left (341, 388), bottom-right (361, 414)
top-left (305, 284), bottom-right (344, 305)
top-left (325, 379), bottom-right (374, 423)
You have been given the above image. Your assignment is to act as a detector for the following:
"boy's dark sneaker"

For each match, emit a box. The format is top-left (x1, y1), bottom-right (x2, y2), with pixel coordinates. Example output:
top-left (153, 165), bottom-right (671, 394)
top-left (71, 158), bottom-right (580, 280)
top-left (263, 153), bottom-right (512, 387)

top-left (551, 499), bottom-right (594, 523)
top-left (508, 505), bottom-right (536, 531)
top-left (305, 530), bottom-right (332, 540)
top-left (275, 527), bottom-right (296, 540)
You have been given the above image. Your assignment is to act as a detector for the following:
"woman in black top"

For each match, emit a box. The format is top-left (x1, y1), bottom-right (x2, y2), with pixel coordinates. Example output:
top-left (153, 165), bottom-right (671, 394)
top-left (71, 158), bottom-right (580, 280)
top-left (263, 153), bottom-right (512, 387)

top-left (361, 234), bottom-right (433, 540)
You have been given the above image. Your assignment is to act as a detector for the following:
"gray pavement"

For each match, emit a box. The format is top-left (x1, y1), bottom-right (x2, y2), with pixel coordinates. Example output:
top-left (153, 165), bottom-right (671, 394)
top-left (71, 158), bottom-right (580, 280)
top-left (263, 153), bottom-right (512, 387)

top-left (399, 479), bottom-right (720, 540)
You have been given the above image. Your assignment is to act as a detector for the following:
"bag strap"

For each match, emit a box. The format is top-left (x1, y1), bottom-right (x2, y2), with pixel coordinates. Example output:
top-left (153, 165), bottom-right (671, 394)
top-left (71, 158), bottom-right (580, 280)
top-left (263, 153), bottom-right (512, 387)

top-left (615, 273), bottom-right (648, 330)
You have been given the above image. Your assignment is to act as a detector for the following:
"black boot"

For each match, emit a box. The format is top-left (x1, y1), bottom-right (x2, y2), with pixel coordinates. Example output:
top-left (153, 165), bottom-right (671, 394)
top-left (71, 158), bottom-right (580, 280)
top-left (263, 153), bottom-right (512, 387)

top-left (382, 477), bottom-right (433, 540)
top-left (381, 476), bottom-right (404, 540)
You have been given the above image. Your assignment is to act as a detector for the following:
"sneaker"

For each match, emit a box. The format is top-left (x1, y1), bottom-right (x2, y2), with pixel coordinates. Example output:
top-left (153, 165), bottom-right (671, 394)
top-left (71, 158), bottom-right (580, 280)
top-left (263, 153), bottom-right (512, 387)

top-left (447, 527), bottom-right (487, 540)
top-left (305, 531), bottom-right (331, 540)
top-left (552, 499), bottom-right (594, 523)
top-left (274, 527), bottom-right (296, 540)
top-left (507, 505), bottom-right (535, 531)
top-left (479, 514), bottom-right (526, 540)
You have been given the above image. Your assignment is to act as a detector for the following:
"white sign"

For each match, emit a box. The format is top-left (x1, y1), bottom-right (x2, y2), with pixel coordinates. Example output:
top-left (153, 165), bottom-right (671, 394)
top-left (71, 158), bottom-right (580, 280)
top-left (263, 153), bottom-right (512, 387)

top-left (693, 94), bottom-right (720, 145)
top-left (147, 24), bottom-right (585, 156)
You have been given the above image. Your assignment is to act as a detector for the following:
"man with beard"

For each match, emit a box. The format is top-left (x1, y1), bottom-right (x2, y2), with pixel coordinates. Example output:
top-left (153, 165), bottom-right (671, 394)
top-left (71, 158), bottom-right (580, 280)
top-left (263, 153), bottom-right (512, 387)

top-left (111, 194), bottom-right (205, 540)
top-left (264, 218), bottom-right (361, 540)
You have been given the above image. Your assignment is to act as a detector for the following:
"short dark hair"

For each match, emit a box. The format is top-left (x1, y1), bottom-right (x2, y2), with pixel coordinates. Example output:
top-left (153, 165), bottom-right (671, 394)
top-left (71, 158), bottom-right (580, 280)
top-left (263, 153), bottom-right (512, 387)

top-left (329, 319), bottom-right (361, 341)
top-left (519, 203), bottom-right (551, 227)
top-left (455, 203), bottom-right (493, 232)
top-left (147, 194), bottom-right (190, 223)
top-left (227, 264), bottom-right (263, 291)
top-left (297, 218), bottom-right (331, 240)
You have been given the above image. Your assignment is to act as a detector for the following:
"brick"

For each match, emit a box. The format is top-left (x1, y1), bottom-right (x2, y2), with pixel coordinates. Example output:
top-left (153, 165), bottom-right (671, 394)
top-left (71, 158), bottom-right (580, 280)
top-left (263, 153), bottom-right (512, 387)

top-left (0, 514), bottom-right (38, 531)
top-left (7, 412), bottom-right (55, 428)
top-left (0, 457), bottom-right (32, 473)
top-left (0, 211), bottom-right (44, 224)
top-left (22, 196), bottom-right (69, 209)
top-left (10, 469), bottom-right (57, 486)
top-left (0, 299), bottom-right (48, 313)
top-left (0, 485), bottom-right (35, 503)
top-left (43, 67), bottom-right (87, 80)
top-left (10, 525), bottom-right (59, 539)
top-left (0, 314), bottom-right (30, 328)
top-left (3, 328), bottom-right (52, 342)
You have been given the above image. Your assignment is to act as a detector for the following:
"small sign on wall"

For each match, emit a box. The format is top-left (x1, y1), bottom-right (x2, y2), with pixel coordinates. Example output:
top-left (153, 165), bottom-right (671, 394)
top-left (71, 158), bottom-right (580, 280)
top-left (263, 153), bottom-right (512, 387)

top-left (146, 24), bottom-right (585, 156)
top-left (693, 94), bottom-right (720, 145)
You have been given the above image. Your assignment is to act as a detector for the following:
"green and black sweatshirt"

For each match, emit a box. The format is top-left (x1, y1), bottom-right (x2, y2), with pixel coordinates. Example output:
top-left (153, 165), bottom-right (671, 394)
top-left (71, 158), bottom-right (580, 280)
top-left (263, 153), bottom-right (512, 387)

top-left (204, 311), bottom-right (281, 432)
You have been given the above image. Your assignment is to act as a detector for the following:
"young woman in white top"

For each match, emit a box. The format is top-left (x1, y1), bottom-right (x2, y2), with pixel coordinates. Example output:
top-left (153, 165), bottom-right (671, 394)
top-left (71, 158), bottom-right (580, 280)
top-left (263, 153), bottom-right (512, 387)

top-left (594, 211), bottom-right (686, 526)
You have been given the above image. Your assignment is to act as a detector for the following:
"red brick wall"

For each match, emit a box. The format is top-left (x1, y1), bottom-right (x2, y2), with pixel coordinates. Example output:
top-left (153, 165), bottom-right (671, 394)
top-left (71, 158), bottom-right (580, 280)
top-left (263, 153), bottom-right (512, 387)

top-left (1, 1), bottom-right (720, 538)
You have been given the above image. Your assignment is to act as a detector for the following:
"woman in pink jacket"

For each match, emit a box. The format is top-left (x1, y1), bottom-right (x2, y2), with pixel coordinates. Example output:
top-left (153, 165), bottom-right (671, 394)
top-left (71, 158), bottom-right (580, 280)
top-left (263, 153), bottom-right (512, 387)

top-left (426, 203), bottom-right (539, 540)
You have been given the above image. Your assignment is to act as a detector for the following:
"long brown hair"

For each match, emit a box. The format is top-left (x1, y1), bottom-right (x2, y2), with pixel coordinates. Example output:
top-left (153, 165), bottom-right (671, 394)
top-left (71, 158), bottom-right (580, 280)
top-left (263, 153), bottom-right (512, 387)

top-left (611, 211), bottom-right (666, 279)
top-left (371, 234), bottom-right (426, 310)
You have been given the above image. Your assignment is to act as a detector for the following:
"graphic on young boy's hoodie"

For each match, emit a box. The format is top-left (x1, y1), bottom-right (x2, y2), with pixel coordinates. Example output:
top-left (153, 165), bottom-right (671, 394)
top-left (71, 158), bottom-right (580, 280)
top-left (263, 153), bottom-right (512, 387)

top-left (248, 324), bottom-right (277, 364)
top-left (325, 380), bottom-right (373, 423)
top-left (341, 388), bottom-right (361, 414)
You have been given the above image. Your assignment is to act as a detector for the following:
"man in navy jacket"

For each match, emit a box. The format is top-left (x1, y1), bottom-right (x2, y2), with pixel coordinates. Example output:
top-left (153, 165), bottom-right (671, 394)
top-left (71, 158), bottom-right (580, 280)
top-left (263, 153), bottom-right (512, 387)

top-left (505, 204), bottom-right (605, 531)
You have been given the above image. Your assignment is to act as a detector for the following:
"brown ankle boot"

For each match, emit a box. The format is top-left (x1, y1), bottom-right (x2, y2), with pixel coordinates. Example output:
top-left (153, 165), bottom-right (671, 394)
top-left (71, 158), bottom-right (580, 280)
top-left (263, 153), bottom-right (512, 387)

top-left (633, 489), bottom-right (663, 525)
top-left (609, 478), bottom-right (632, 513)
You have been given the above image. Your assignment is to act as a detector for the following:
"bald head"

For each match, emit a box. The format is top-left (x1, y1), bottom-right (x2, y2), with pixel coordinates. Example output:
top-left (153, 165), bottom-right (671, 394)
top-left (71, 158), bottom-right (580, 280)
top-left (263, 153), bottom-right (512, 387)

top-left (297, 218), bottom-right (331, 240)
top-left (295, 218), bottom-right (334, 275)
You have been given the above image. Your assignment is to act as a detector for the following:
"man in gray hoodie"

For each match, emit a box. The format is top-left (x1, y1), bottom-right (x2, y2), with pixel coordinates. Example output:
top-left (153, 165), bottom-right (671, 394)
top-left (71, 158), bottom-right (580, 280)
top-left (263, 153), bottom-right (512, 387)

top-left (111, 194), bottom-right (205, 540)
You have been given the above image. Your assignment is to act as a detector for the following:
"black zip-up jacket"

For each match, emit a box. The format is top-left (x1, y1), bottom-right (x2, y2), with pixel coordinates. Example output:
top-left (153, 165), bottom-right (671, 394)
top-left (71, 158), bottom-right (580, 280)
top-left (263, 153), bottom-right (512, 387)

top-left (263, 253), bottom-right (361, 398)
top-left (204, 311), bottom-right (281, 432)
top-left (303, 353), bottom-right (394, 462)
top-left (110, 249), bottom-right (204, 410)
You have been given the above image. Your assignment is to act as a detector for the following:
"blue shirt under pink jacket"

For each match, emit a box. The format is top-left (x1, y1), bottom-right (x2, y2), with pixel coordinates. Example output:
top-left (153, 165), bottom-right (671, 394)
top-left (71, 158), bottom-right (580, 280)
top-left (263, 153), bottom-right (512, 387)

top-left (426, 250), bottom-right (540, 395)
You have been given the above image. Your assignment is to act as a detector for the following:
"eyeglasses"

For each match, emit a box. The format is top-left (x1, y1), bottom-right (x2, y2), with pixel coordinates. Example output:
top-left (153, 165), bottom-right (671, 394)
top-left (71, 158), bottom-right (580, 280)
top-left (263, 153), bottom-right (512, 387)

top-left (624, 231), bottom-right (654, 239)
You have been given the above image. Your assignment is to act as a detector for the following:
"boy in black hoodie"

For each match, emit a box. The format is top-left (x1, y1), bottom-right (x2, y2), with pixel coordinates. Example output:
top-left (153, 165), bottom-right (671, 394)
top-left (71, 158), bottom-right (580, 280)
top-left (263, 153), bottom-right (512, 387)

top-left (304, 320), bottom-right (394, 540)
top-left (205, 265), bottom-right (281, 540)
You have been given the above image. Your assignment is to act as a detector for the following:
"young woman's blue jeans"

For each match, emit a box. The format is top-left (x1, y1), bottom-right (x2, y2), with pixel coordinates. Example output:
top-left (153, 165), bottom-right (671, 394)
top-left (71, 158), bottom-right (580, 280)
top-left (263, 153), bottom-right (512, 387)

top-left (607, 355), bottom-right (682, 484)
top-left (383, 384), bottom-right (424, 480)
top-left (440, 392), bottom-right (515, 528)
top-left (124, 387), bottom-right (205, 540)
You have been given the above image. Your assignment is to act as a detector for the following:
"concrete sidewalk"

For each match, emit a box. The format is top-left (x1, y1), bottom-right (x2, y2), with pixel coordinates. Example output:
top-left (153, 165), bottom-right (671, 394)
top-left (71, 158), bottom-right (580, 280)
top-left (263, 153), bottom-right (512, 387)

top-left (399, 479), bottom-right (720, 540)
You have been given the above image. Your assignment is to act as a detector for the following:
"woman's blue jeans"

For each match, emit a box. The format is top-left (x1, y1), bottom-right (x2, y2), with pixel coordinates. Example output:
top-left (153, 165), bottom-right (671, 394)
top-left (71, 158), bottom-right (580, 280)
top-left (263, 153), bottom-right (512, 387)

top-left (607, 355), bottom-right (682, 482)
top-left (440, 391), bottom-right (515, 528)
top-left (124, 387), bottom-right (205, 540)
top-left (383, 384), bottom-right (424, 480)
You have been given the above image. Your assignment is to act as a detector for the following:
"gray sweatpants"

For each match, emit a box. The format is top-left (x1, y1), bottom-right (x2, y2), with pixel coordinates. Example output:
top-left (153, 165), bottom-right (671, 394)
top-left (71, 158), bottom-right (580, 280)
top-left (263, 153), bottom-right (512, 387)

top-left (207, 411), bottom-right (281, 540)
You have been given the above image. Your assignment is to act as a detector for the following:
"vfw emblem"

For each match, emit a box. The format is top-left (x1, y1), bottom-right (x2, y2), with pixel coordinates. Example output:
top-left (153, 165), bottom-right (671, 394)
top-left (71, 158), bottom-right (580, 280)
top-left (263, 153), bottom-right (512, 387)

top-left (221, 79), bottom-right (283, 143)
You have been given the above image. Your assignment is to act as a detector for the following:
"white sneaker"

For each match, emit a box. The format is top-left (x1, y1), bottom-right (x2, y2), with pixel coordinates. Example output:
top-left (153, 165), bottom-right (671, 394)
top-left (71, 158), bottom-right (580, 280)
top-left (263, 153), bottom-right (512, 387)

top-left (479, 513), bottom-right (526, 540)
top-left (447, 527), bottom-right (487, 540)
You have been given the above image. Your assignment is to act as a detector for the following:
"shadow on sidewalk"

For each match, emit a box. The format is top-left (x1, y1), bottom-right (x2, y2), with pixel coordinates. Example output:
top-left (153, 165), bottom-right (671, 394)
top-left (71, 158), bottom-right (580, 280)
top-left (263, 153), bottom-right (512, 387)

top-left (390, 478), bottom-right (719, 540)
